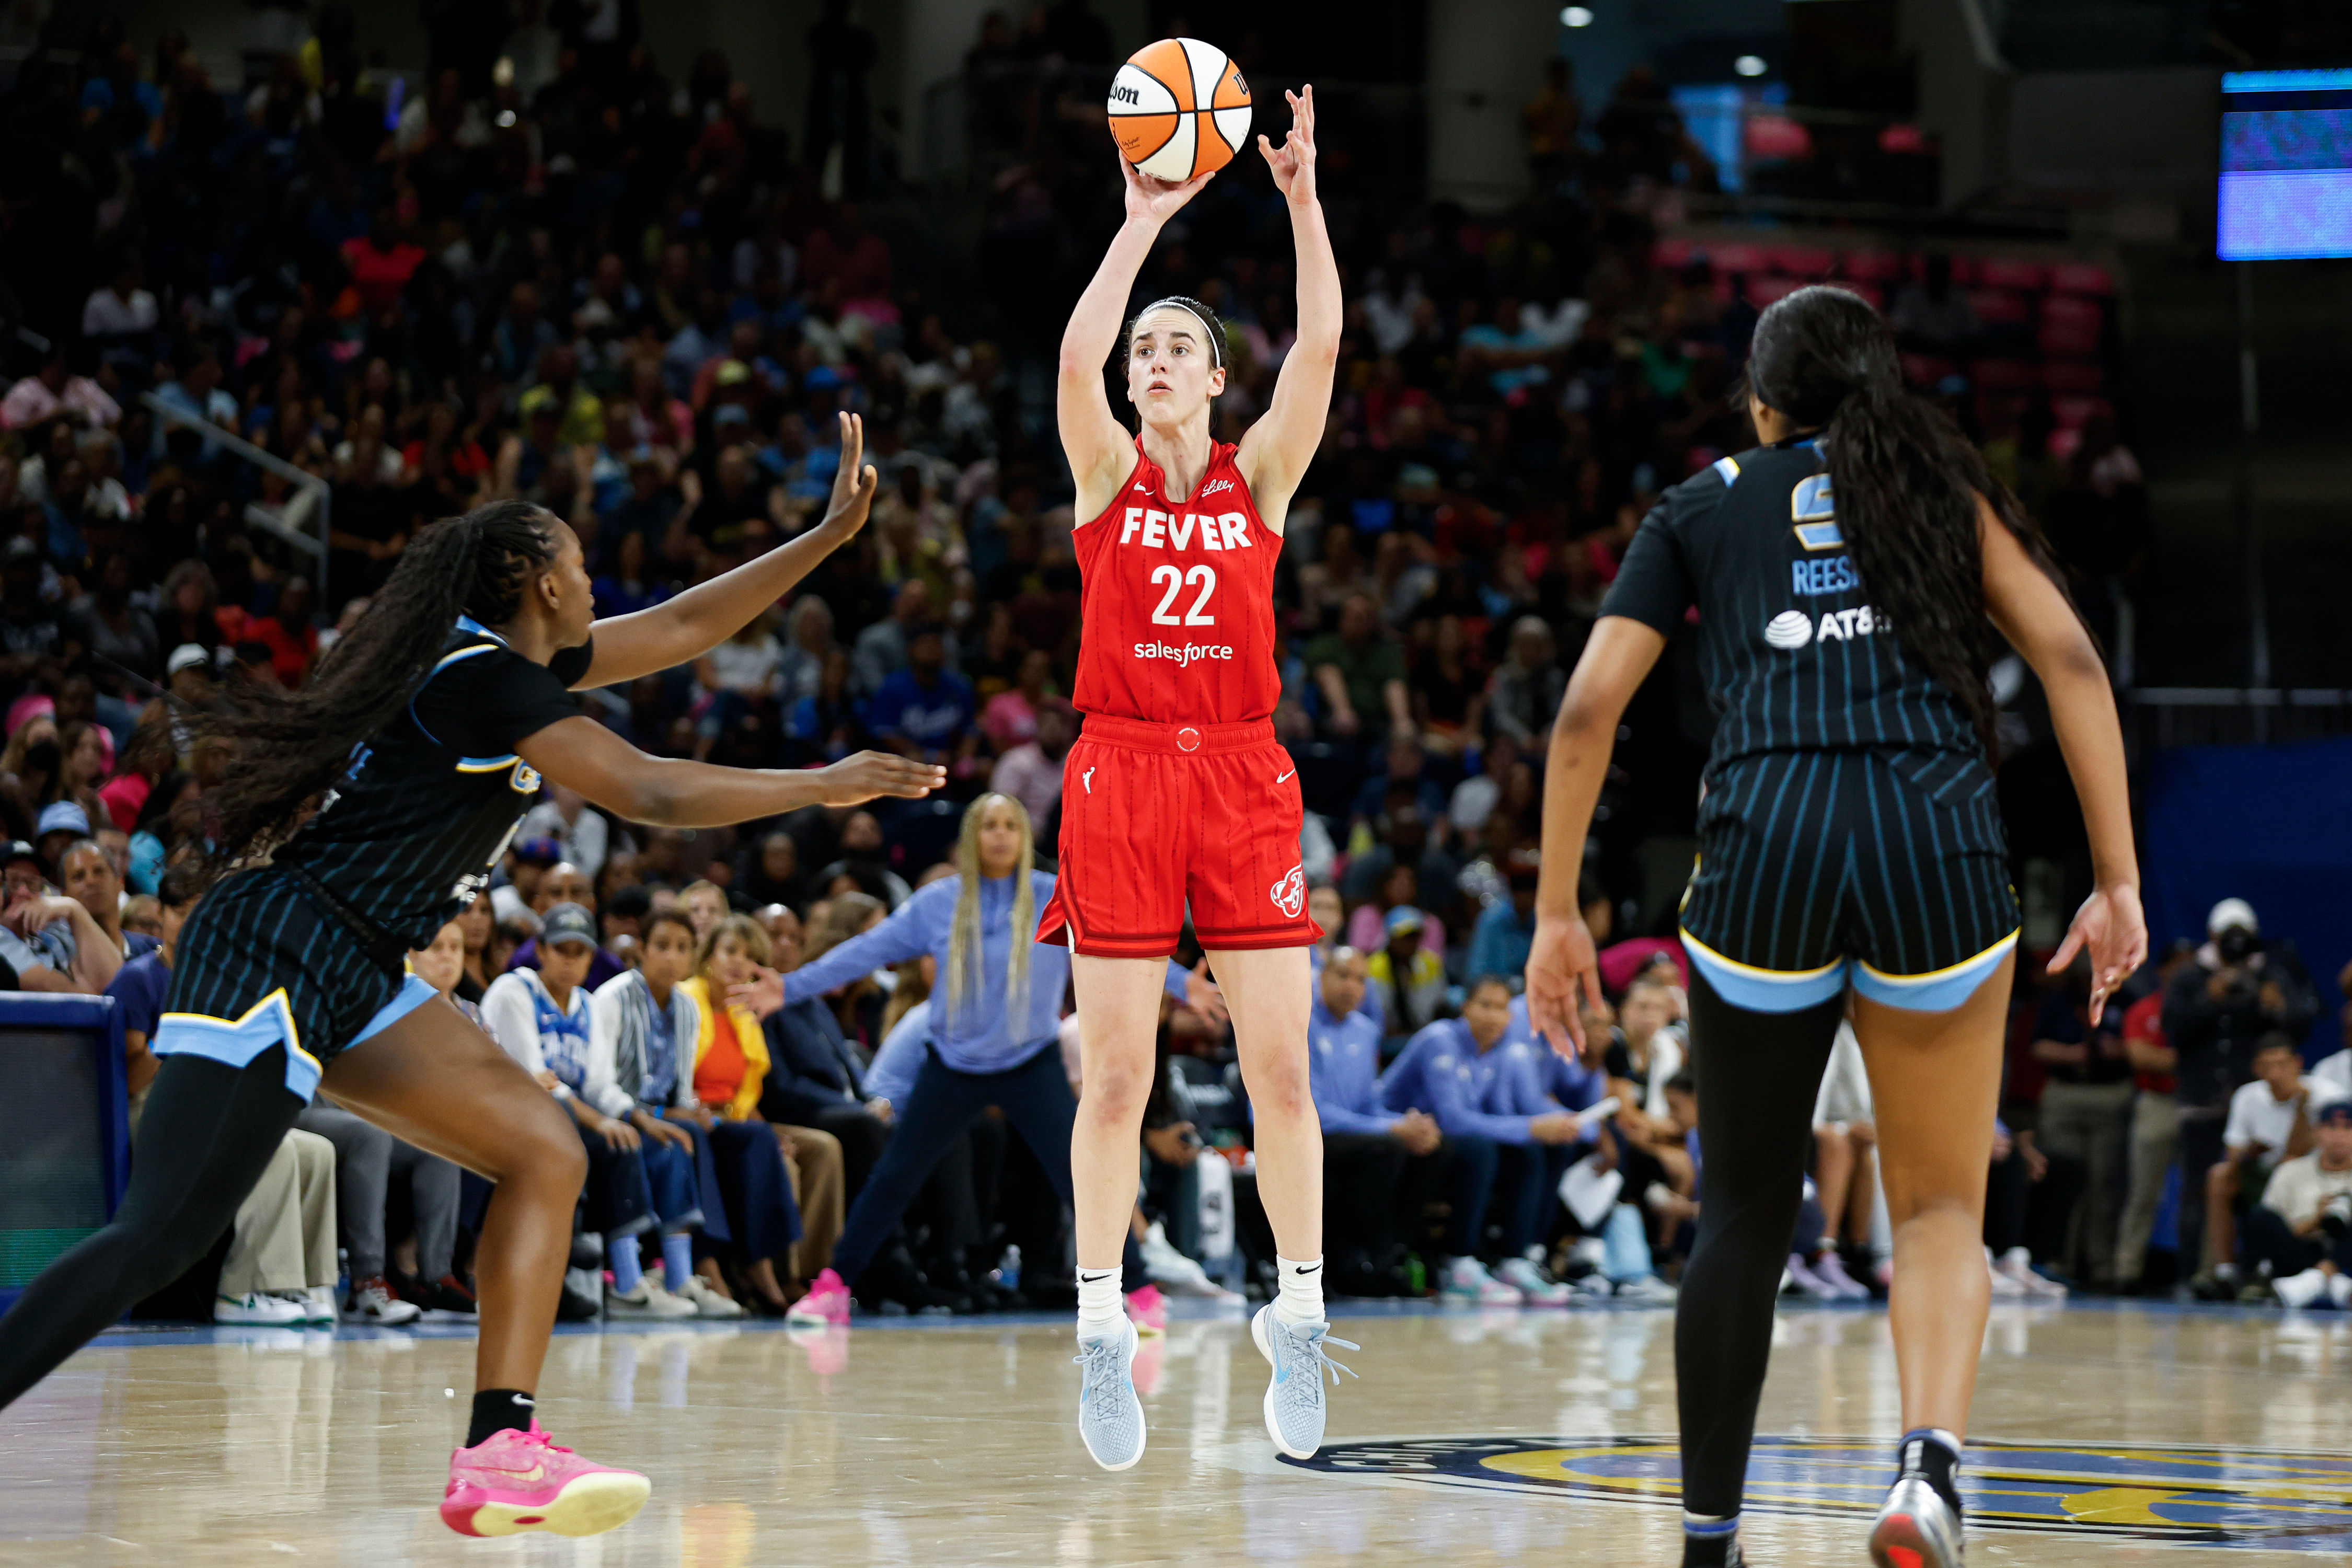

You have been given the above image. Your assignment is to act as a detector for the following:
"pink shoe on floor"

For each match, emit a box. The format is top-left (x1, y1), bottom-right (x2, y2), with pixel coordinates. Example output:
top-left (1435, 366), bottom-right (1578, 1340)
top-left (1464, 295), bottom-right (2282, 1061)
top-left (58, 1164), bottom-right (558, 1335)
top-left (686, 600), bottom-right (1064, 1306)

top-left (788, 1267), bottom-right (852, 1328)
top-left (1126, 1283), bottom-right (1168, 1337)
top-left (441, 1421), bottom-right (649, 1538)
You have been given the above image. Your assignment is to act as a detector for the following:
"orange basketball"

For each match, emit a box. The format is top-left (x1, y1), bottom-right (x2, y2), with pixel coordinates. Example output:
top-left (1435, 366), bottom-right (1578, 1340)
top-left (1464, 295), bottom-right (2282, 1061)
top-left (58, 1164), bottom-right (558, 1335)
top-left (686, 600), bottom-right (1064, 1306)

top-left (1106, 38), bottom-right (1252, 182)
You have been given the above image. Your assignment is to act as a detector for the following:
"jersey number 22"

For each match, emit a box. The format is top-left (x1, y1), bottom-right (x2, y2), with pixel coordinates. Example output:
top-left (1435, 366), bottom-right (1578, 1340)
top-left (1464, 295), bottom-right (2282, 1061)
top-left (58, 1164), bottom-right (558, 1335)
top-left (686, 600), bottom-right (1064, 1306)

top-left (1149, 563), bottom-right (1217, 626)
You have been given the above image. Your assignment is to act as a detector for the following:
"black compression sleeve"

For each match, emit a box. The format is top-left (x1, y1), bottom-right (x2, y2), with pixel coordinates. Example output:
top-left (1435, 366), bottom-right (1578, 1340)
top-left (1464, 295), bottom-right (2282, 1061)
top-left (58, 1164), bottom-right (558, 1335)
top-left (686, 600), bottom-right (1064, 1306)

top-left (1673, 970), bottom-right (1846, 1518)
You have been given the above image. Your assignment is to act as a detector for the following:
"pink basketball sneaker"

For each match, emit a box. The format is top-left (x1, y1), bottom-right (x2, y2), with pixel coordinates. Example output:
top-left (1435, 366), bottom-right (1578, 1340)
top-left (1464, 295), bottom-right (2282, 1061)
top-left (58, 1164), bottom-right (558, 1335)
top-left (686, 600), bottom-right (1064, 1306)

top-left (441, 1421), bottom-right (650, 1538)
top-left (1125, 1283), bottom-right (1168, 1337)
top-left (787, 1267), bottom-right (852, 1328)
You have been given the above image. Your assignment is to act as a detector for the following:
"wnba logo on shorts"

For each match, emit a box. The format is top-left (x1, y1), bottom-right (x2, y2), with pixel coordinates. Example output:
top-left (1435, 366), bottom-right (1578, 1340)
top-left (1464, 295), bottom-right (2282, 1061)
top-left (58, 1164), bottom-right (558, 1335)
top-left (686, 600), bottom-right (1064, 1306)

top-left (1270, 863), bottom-right (1306, 919)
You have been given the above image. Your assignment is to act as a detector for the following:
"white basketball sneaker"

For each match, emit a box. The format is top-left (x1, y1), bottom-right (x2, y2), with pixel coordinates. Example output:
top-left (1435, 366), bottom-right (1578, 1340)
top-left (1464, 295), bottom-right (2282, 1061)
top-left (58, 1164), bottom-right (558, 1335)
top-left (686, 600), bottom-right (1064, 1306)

top-left (1074, 1318), bottom-right (1147, 1471)
top-left (1494, 1257), bottom-right (1575, 1306)
top-left (1251, 1305), bottom-right (1359, 1460)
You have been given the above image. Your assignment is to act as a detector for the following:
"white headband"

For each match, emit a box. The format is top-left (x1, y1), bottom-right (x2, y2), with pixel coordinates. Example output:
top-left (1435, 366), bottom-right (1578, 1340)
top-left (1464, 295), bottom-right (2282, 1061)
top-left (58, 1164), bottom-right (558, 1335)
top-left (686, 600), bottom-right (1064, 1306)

top-left (1136, 297), bottom-right (1223, 367)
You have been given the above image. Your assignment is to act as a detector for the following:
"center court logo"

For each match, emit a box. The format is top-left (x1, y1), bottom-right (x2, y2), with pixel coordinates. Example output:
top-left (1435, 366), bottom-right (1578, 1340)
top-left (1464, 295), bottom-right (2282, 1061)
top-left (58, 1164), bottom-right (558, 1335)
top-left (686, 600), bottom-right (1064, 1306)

top-left (1270, 863), bottom-right (1306, 919)
top-left (1277, 1435), bottom-right (2352, 1551)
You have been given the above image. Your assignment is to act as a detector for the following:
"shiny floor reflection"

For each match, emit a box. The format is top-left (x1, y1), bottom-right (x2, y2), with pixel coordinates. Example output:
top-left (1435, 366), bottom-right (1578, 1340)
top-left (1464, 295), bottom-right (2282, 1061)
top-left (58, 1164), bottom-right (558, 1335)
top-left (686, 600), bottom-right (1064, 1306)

top-left (4, 1299), bottom-right (2347, 1565)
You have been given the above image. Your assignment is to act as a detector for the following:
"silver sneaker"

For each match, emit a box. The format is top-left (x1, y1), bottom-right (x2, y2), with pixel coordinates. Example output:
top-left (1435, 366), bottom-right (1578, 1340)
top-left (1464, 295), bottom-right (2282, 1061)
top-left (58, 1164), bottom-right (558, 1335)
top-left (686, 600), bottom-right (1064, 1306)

top-left (1250, 1305), bottom-right (1360, 1460)
top-left (1871, 1475), bottom-right (1964, 1568)
top-left (1074, 1318), bottom-right (1146, 1471)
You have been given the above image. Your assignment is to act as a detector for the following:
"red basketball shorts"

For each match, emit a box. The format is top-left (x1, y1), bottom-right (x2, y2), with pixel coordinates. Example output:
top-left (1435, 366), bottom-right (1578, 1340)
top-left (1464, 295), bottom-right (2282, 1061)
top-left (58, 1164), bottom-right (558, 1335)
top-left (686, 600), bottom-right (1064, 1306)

top-left (1035, 715), bottom-right (1324, 958)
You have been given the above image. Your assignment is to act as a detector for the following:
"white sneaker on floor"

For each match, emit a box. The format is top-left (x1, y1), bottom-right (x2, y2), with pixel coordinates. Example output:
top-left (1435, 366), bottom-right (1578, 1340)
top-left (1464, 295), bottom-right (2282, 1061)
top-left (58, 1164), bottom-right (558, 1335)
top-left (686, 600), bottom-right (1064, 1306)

top-left (1785, 1253), bottom-right (1842, 1300)
top-left (343, 1276), bottom-right (421, 1325)
top-left (1986, 1246), bottom-right (2027, 1298)
top-left (215, 1292), bottom-right (307, 1326)
top-left (1870, 1474), bottom-right (1964, 1568)
top-left (1251, 1304), bottom-right (1359, 1459)
top-left (1074, 1318), bottom-right (1146, 1471)
top-left (1812, 1252), bottom-right (1873, 1300)
top-left (2274, 1267), bottom-right (2330, 1309)
top-left (606, 1279), bottom-right (699, 1319)
top-left (674, 1273), bottom-right (746, 1319)
top-left (1139, 1221), bottom-right (1243, 1301)
top-left (1999, 1247), bottom-right (2067, 1299)
top-left (2330, 1271), bottom-right (2352, 1309)
top-left (291, 1287), bottom-right (337, 1325)
top-left (1440, 1257), bottom-right (1523, 1305)
top-left (1494, 1257), bottom-right (1574, 1306)
top-left (1611, 1274), bottom-right (1678, 1304)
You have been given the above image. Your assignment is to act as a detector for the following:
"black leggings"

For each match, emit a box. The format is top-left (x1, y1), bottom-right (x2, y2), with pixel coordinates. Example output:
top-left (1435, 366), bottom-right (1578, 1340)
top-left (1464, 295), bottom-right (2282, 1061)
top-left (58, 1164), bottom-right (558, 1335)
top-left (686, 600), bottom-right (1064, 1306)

top-left (0, 1051), bottom-right (304, 1411)
top-left (1676, 970), bottom-right (1847, 1519)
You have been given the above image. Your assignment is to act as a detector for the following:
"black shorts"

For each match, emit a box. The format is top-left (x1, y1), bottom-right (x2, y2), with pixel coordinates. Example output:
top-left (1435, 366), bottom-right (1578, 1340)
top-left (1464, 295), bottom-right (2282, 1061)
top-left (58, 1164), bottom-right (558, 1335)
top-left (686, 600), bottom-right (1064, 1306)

top-left (1678, 748), bottom-right (2019, 1014)
top-left (150, 868), bottom-right (440, 1099)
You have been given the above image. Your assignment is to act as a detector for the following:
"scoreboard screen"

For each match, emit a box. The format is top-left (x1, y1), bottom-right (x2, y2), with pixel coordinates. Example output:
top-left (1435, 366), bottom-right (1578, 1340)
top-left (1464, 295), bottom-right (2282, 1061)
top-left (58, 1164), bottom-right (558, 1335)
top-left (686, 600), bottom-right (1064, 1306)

top-left (2220, 69), bottom-right (2352, 259)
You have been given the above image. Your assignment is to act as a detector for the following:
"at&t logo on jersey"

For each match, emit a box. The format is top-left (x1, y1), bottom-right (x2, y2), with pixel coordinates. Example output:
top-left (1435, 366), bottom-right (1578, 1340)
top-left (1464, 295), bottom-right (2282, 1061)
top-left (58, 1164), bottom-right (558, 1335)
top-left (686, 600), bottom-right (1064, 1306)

top-left (1766, 606), bottom-right (1890, 650)
top-left (1133, 640), bottom-right (1235, 665)
top-left (1271, 863), bottom-right (1306, 919)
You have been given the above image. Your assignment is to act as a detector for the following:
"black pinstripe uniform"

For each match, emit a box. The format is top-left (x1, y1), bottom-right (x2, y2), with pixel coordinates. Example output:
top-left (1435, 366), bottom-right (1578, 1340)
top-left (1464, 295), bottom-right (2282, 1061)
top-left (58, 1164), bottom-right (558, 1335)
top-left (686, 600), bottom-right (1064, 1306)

top-left (1602, 437), bottom-right (2017, 1013)
top-left (155, 620), bottom-right (593, 1097)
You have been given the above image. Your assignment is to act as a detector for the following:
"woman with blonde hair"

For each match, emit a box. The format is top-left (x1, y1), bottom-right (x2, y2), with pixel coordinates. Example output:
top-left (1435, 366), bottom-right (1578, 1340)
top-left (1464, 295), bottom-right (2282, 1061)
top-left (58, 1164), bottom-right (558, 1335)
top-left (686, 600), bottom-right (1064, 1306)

top-left (680, 913), bottom-right (844, 1305)
top-left (735, 792), bottom-right (1224, 1329)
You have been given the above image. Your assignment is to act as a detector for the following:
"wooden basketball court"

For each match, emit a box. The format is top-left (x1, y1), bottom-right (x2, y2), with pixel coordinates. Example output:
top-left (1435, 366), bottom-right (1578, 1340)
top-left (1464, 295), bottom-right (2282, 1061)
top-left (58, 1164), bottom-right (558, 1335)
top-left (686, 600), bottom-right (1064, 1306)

top-left (5, 1299), bottom-right (2347, 1564)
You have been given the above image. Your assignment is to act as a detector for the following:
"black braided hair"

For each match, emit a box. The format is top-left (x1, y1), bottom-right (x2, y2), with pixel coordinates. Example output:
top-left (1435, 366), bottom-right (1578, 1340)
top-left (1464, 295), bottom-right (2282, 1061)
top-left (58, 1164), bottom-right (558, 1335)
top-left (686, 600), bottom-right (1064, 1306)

top-left (191, 500), bottom-right (559, 867)
top-left (1745, 285), bottom-right (2083, 757)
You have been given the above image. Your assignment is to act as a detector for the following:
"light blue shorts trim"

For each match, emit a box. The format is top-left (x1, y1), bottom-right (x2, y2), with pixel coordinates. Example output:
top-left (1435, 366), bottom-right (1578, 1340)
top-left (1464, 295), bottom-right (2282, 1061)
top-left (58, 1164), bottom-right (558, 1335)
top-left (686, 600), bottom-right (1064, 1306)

top-left (151, 989), bottom-right (326, 1101)
top-left (1851, 930), bottom-right (2020, 1012)
top-left (1682, 928), bottom-right (2019, 1015)
top-left (352, 972), bottom-right (439, 1045)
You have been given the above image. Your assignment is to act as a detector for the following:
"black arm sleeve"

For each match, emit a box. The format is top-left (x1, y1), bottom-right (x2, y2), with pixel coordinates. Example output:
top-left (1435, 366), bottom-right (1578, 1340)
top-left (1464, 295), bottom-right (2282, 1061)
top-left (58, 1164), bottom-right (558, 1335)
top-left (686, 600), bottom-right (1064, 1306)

top-left (1597, 500), bottom-right (1694, 636)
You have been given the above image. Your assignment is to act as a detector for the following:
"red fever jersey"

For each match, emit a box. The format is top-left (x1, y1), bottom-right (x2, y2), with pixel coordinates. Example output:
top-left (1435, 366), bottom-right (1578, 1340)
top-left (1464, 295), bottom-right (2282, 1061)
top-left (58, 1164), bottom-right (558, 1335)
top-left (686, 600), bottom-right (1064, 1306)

top-left (1036, 437), bottom-right (1321, 958)
top-left (1067, 437), bottom-right (1280, 725)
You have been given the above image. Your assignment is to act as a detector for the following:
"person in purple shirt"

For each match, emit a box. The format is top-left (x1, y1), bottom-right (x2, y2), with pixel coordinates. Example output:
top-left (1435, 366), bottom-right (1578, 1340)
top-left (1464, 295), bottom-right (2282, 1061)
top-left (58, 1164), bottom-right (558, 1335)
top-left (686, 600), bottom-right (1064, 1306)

top-left (1381, 975), bottom-right (1587, 1305)
top-left (1307, 948), bottom-right (1445, 1297)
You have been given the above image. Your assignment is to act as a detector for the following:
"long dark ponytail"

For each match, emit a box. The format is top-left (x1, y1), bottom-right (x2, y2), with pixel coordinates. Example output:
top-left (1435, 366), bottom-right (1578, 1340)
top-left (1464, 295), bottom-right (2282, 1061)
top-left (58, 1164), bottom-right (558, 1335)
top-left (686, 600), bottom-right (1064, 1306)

top-left (1745, 285), bottom-right (2082, 756)
top-left (192, 501), bottom-right (559, 867)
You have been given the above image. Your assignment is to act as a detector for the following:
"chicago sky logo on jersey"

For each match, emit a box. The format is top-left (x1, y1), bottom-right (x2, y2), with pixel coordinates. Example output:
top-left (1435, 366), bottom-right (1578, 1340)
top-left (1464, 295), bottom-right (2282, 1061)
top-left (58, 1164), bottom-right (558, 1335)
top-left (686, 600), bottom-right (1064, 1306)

top-left (1791, 473), bottom-right (1843, 550)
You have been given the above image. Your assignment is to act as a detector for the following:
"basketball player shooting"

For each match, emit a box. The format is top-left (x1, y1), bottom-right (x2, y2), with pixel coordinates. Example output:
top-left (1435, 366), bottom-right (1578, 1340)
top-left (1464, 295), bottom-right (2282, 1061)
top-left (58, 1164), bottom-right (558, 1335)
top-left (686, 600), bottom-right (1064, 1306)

top-left (1042, 86), bottom-right (1351, 1471)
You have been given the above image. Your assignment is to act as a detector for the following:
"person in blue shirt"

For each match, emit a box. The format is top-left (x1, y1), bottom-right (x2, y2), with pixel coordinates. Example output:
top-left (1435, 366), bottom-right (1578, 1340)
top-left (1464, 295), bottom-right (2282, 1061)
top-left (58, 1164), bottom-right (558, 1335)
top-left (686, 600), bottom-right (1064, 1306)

top-left (1381, 975), bottom-right (1586, 1304)
top-left (1465, 854), bottom-right (1541, 985)
top-left (867, 624), bottom-right (976, 770)
top-left (736, 793), bottom-right (1224, 1324)
top-left (1308, 947), bottom-right (1444, 1296)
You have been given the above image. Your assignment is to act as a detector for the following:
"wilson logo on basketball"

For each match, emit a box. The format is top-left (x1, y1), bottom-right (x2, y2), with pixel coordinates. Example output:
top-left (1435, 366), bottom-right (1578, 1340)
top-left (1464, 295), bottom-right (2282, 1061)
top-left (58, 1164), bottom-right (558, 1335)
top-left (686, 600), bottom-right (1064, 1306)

top-left (1111, 84), bottom-right (1139, 105)
top-left (1271, 863), bottom-right (1306, 919)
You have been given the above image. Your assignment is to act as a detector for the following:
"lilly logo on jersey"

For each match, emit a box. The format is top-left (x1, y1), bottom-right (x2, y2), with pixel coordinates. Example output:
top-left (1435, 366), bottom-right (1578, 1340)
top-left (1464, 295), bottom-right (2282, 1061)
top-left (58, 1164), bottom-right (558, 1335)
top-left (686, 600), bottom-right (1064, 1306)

top-left (1271, 863), bottom-right (1307, 919)
top-left (1119, 508), bottom-right (1254, 551)
top-left (1198, 477), bottom-right (1235, 497)
top-left (1765, 606), bottom-right (1890, 650)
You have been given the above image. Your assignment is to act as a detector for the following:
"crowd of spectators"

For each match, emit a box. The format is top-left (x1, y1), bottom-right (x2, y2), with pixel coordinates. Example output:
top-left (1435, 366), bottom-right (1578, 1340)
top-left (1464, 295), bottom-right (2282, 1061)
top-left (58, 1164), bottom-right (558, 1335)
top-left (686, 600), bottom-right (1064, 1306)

top-left (0, 11), bottom-right (2336, 1319)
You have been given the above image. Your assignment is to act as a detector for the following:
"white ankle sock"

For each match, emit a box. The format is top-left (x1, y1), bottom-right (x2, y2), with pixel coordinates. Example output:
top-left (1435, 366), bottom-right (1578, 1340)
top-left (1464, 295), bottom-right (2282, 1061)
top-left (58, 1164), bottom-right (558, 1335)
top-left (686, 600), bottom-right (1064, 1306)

top-left (1076, 1268), bottom-right (1123, 1334)
top-left (1275, 1254), bottom-right (1325, 1324)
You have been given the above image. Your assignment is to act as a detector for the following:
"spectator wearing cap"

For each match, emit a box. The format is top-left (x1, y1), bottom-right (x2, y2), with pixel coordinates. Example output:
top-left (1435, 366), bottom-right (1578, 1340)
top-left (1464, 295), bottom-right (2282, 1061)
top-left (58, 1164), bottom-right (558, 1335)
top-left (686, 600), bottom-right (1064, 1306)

top-left (1466, 850), bottom-right (1542, 986)
top-left (1366, 905), bottom-right (1448, 1052)
top-left (165, 642), bottom-right (216, 705)
top-left (990, 698), bottom-right (1074, 830)
top-left (35, 800), bottom-right (92, 881)
top-left (1308, 947), bottom-right (1447, 1295)
top-left (490, 835), bottom-right (564, 925)
top-left (2252, 1099), bottom-right (2352, 1309)
top-left (869, 623), bottom-right (977, 773)
top-left (2163, 897), bottom-right (2321, 1275)
top-left (2198, 1034), bottom-right (2317, 1298)
top-left (2116, 938), bottom-right (2196, 1291)
top-left (509, 861), bottom-right (626, 990)
top-left (481, 902), bottom-right (704, 1319)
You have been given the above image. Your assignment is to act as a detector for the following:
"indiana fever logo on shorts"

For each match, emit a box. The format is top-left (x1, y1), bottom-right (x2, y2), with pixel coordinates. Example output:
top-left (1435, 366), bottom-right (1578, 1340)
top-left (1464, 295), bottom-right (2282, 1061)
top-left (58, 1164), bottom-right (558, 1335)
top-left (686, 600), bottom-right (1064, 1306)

top-left (1270, 863), bottom-right (1306, 920)
top-left (1275, 1436), bottom-right (2352, 1551)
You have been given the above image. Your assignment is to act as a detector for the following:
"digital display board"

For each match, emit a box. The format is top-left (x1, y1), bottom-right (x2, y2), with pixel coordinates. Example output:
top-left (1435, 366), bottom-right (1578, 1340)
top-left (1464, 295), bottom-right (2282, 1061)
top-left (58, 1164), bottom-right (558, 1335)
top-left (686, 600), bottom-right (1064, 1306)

top-left (2220, 69), bottom-right (2352, 259)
